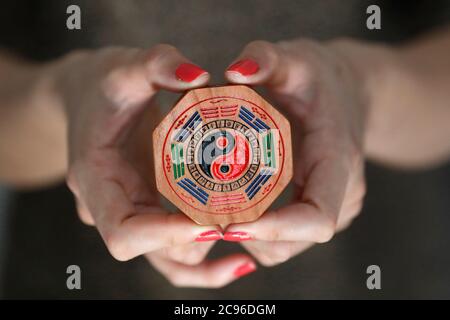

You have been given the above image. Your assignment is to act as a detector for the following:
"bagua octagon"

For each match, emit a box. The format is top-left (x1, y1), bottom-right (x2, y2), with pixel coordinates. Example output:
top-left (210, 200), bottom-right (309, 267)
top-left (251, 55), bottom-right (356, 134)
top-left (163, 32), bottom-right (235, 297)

top-left (153, 85), bottom-right (293, 225)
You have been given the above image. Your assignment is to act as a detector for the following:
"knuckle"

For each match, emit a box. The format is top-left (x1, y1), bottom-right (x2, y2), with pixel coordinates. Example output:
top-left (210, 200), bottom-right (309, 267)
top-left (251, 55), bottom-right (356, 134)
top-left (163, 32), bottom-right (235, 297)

top-left (167, 276), bottom-right (182, 287)
top-left (348, 181), bottom-right (366, 206)
top-left (101, 68), bottom-right (123, 91)
top-left (253, 246), bottom-right (292, 267)
top-left (247, 40), bottom-right (278, 61)
top-left (355, 201), bottom-right (364, 213)
top-left (166, 212), bottom-right (188, 227)
top-left (247, 39), bottom-right (273, 50)
top-left (146, 44), bottom-right (178, 64)
top-left (348, 145), bottom-right (364, 170)
top-left (183, 254), bottom-right (205, 266)
top-left (315, 215), bottom-right (337, 243)
top-left (347, 180), bottom-right (366, 202)
top-left (267, 227), bottom-right (281, 242)
top-left (78, 213), bottom-right (95, 226)
top-left (259, 256), bottom-right (282, 267)
top-left (267, 209), bottom-right (282, 241)
top-left (104, 231), bottom-right (132, 262)
top-left (310, 138), bottom-right (341, 161)
top-left (291, 38), bottom-right (319, 50)
top-left (151, 43), bottom-right (177, 54)
top-left (167, 274), bottom-right (189, 288)
top-left (337, 218), bottom-right (353, 232)
top-left (340, 199), bottom-right (364, 224)
top-left (269, 251), bottom-right (292, 266)
top-left (164, 214), bottom-right (186, 246)
top-left (281, 38), bottom-right (323, 63)
top-left (167, 249), bottom-right (204, 266)
top-left (65, 169), bottom-right (79, 194)
top-left (76, 204), bottom-right (95, 226)
top-left (165, 233), bottom-right (178, 248)
top-left (357, 182), bottom-right (367, 198)
top-left (259, 260), bottom-right (277, 267)
top-left (204, 274), bottom-right (227, 289)
top-left (350, 201), bottom-right (364, 219)
top-left (208, 281), bottom-right (227, 289)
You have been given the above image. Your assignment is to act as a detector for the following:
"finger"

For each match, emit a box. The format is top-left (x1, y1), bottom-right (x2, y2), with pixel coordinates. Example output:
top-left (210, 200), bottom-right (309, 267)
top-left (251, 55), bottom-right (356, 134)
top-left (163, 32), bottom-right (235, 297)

top-left (226, 157), bottom-right (350, 243)
top-left (146, 253), bottom-right (256, 288)
top-left (159, 240), bottom-right (218, 266)
top-left (224, 40), bottom-right (314, 98)
top-left (241, 241), bottom-right (314, 267)
top-left (80, 175), bottom-right (222, 261)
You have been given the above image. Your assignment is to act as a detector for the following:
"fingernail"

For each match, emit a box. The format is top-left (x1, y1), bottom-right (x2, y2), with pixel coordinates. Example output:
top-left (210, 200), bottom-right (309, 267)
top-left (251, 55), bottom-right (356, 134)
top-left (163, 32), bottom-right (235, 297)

top-left (195, 230), bottom-right (223, 242)
top-left (223, 231), bottom-right (252, 242)
top-left (226, 59), bottom-right (259, 76)
top-left (233, 261), bottom-right (256, 278)
top-left (175, 63), bottom-right (207, 82)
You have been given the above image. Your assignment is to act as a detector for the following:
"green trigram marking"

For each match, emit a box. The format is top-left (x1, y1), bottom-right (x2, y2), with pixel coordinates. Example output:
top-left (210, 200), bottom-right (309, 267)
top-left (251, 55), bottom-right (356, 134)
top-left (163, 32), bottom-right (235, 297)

top-left (171, 143), bottom-right (185, 179)
top-left (263, 131), bottom-right (276, 168)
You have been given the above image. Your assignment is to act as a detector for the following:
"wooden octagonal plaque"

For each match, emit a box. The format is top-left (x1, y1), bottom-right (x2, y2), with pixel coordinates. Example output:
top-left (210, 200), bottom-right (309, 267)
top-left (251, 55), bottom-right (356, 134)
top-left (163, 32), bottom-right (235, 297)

top-left (153, 85), bottom-right (292, 225)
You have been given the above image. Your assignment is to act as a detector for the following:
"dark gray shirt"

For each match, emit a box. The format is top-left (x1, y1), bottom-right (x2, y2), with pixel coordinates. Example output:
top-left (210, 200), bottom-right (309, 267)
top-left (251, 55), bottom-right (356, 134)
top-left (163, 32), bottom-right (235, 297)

top-left (1, 0), bottom-right (450, 299)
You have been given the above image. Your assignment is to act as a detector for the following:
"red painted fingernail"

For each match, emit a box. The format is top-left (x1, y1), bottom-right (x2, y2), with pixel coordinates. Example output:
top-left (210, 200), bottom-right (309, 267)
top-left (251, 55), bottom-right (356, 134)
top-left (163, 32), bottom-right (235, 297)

top-left (175, 63), bottom-right (207, 82)
top-left (223, 231), bottom-right (252, 242)
top-left (195, 230), bottom-right (223, 242)
top-left (227, 59), bottom-right (259, 76)
top-left (233, 261), bottom-right (256, 278)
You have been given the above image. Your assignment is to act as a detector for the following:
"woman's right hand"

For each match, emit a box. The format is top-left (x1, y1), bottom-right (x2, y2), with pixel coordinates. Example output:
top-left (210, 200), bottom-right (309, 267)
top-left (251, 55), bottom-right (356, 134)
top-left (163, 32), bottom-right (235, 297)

top-left (53, 45), bottom-right (256, 287)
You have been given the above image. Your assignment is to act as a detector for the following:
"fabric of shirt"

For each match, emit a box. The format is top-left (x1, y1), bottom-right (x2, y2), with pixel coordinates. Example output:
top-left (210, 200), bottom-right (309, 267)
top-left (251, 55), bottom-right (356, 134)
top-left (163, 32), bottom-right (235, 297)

top-left (0, 0), bottom-right (450, 299)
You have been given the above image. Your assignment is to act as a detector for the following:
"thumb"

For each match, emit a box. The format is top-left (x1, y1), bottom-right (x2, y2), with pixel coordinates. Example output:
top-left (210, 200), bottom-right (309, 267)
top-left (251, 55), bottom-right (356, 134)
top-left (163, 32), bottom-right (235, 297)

top-left (225, 40), bottom-right (314, 98)
top-left (103, 44), bottom-right (210, 108)
top-left (145, 44), bottom-right (210, 91)
top-left (97, 44), bottom-right (209, 146)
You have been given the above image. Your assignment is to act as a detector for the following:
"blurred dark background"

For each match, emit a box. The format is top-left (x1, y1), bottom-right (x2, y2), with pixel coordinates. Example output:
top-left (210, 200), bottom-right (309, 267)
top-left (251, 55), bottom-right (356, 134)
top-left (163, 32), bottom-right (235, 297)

top-left (0, 0), bottom-right (449, 299)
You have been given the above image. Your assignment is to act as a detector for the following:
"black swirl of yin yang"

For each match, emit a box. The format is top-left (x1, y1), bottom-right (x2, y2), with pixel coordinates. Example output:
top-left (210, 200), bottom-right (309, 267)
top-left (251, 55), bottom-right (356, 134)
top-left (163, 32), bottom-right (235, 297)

top-left (186, 120), bottom-right (260, 192)
top-left (197, 130), bottom-right (235, 179)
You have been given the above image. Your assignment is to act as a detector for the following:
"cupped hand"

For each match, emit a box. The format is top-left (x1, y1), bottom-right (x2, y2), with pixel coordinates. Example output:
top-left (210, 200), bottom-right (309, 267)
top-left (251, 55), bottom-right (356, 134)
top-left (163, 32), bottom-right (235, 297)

top-left (223, 40), bottom-right (367, 266)
top-left (55, 44), bottom-right (256, 287)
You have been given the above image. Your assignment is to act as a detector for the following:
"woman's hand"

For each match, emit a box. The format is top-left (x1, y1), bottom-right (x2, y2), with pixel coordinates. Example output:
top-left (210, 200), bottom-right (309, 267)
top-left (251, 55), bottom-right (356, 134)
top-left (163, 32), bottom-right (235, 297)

top-left (54, 45), bottom-right (256, 287)
top-left (223, 40), bottom-right (368, 266)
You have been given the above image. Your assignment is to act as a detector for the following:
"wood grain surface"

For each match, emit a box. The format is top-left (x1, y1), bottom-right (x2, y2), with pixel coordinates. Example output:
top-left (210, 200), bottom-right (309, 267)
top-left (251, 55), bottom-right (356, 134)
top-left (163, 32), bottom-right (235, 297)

top-left (153, 85), bottom-right (292, 225)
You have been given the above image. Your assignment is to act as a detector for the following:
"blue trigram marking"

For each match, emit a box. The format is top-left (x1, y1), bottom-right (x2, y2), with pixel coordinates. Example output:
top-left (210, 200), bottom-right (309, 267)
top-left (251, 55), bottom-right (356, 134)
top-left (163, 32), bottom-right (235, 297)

top-left (245, 168), bottom-right (274, 200)
top-left (177, 178), bottom-right (209, 205)
top-left (238, 106), bottom-right (270, 132)
top-left (174, 111), bottom-right (202, 142)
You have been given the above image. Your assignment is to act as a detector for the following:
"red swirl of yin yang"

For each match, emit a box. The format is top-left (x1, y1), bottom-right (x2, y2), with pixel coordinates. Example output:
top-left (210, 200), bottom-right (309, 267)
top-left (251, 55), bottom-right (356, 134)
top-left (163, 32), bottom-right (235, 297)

top-left (211, 132), bottom-right (250, 181)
